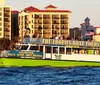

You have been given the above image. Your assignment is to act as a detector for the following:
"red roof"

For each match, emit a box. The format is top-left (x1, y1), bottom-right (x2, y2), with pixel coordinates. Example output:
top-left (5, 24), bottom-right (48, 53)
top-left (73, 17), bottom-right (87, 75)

top-left (45, 5), bottom-right (57, 9)
top-left (21, 5), bottom-right (71, 13)
top-left (25, 9), bottom-right (71, 13)
top-left (11, 10), bottom-right (20, 14)
top-left (40, 10), bottom-right (71, 12)
top-left (24, 6), bottom-right (40, 12)
top-left (94, 27), bottom-right (100, 28)
top-left (80, 23), bottom-right (85, 26)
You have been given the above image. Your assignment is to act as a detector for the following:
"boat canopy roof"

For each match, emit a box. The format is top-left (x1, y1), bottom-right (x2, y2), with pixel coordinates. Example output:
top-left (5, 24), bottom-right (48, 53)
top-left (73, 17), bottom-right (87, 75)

top-left (22, 38), bottom-right (100, 48)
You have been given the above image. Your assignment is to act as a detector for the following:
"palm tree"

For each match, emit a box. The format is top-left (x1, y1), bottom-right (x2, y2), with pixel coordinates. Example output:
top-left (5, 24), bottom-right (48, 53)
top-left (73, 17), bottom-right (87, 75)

top-left (24, 28), bottom-right (30, 38)
top-left (38, 25), bottom-right (42, 37)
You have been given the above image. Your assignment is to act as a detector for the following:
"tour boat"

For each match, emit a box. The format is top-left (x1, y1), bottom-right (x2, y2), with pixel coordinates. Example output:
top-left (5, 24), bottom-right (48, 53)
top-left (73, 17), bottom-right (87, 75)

top-left (1, 38), bottom-right (100, 67)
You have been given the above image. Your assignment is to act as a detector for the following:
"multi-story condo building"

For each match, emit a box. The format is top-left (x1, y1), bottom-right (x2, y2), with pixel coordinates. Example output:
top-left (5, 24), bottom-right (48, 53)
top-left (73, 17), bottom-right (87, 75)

top-left (0, 0), bottom-right (11, 39)
top-left (19, 5), bottom-right (71, 40)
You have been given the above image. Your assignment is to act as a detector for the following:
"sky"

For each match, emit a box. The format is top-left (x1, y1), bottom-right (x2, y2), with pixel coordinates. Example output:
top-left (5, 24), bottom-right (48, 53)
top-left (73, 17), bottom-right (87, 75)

top-left (6, 0), bottom-right (100, 28)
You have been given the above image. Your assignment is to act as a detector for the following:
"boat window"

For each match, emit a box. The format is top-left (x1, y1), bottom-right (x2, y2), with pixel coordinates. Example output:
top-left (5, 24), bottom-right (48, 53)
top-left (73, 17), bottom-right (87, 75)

top-left (84, 49), bottom-right (93, 54)
top-left (72, 48), bottom-right (84, 54)
top-left (29, 46), bottom-right (39, 51)
top-left (53, 47), bottom-right (58, 54)
top-left (20, 45), bottom-right (29, 50)
top-left (40, 46), bottom-right (43, 52)
top-left (59, 47), bottom-right (65, 54)
top-left (66, 48), bottom-right (71, 54)
top-left (97, 49), bottom-right (100, 55)
top-left (72, 48), bottom-right (79, 54)
top-left (45, 46), bottom-right (51, 53)
top-left (84, 49), bottom-right (100, 55)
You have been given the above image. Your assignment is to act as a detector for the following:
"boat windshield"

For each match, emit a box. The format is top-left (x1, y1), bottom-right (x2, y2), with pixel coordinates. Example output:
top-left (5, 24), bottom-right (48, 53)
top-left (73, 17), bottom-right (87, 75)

top-left (20, 45), bottom-right (29, 50)
top-left (29, 46), bottom-right (39, 52)
top-left (29, 46), bottom-right (43, 52)
top-left (29, 46), bottom-right (38, 50)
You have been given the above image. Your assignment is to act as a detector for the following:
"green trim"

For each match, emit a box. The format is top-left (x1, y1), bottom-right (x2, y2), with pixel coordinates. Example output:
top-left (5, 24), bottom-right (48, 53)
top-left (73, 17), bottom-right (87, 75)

top-left (1, 58), bottom-right (100, 67)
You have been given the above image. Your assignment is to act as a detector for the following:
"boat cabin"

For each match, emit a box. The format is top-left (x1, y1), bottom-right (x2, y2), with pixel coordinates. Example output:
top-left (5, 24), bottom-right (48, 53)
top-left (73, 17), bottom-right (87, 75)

top-left (7, 38), bottom-right (100, 60)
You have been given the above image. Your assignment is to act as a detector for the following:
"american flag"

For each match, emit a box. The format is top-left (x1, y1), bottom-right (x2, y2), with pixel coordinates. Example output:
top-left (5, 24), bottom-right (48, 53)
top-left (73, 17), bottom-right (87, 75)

top-left (85, 32), bottom-right (94, 36)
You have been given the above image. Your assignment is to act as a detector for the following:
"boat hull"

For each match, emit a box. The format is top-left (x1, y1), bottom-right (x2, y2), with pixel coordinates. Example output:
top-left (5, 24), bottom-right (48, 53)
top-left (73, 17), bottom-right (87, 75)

top-left (48, 54), bottom-right (100, 62)
top-left (1, 58), bottom-right (100, 67)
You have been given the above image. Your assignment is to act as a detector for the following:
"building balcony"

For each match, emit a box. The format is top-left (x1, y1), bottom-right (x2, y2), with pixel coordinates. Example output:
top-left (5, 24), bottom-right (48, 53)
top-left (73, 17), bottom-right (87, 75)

top-left (43, 22), bottom-right (50, 24)
top-left (43, 30), bottom-right (51, 33)
top-left (60, 16), bottom-right (68, 19)
top-left (52, 17), bottom-right (59, 19)
top-left (52, 23), bottom-right (59, 24)
top-left (34, 22), bottom-right (42, 24)
top-left (34, 17), bottom-right (42, 19)
top-left (4, 15), bottom-right (10, 17)
top-left (52, 20), bottom-right (59, 24)
top-left (43, 17), bottom-right (50, 19)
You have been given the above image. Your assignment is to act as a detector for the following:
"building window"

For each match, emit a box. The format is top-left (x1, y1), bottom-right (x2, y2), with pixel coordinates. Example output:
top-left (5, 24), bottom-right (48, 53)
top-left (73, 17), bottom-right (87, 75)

top-left (0, 13), bottom-right (2, 16)
top-left (86, 26), bottom-right (88, 29)
top-left (90, 30), bottom-right (94, 32)
top-left (32, 30), bottom-right (33, 33)
top-left (0, 8), bottom-right (2, 11)
top-left (0, 23), bottom-right (2, 26)
top-left (32, 25), bottom-right (33, 28)
top-left (0, 28), bottom-right (2, 31)
top-left (86, 30), bottom-right (89, 32)
top-left (0, 32), bottom-right (2, 36)
top-left (32, 15), bottom-right (34, 18)
top-left (32, 20), bottom-right (33, 23)
top-left (0, 17), bottom-right (2, 21)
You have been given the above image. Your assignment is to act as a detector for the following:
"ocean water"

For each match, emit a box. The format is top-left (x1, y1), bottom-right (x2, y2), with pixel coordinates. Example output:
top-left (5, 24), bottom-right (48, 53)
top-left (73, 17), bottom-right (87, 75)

top-left (0, 67), bottom-right (100, 85)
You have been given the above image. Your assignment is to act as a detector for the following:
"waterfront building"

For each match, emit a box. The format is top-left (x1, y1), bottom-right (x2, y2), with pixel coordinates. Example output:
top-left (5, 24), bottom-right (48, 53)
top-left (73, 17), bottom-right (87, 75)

top-left (93, 27), bottom-right (100, 42)
top-left (81, 17), bottom-right (95, 41)
top-left (11, 10), bottom-right (19, 39)
top-left (19, 5), bottom-right (71, 40)
top-left (93, 34), bottom-right (100, 42)
top-left (94, 27), bottom-right (100, 34)
top-left (0, 0), bottom-right (11, 39)
top-left (69, 27), bottom-right (81, 40)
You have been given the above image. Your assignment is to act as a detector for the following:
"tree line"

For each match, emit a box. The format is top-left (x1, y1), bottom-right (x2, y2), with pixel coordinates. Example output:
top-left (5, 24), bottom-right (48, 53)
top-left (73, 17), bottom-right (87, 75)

top-left (0, 37), bottom-right (18, 51)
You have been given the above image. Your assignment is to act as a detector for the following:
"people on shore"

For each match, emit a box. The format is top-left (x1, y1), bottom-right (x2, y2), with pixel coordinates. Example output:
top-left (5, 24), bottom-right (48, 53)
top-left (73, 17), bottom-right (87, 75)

top-left (0, 49), bottom-right (7, 57)
top-left (25, 31), bottom-right (93, 41)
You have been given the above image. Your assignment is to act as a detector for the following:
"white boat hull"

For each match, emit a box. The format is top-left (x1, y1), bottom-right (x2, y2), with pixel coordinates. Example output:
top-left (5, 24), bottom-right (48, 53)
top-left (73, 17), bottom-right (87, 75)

top-left (45, 53), bottom-right (100, 62)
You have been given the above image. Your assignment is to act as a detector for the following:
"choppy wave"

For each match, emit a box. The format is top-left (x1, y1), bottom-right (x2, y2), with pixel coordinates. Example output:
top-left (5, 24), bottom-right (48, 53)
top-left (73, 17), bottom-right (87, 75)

top-left (0, 67), bottom-right (100, 85)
